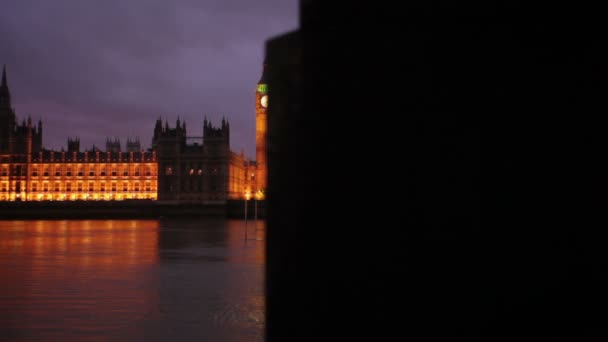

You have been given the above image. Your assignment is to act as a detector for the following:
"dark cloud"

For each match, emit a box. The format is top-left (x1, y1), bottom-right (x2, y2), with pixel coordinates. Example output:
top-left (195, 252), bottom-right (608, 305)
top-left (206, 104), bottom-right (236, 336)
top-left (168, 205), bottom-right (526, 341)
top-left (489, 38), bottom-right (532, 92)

top-left (0, 0), bottom-right (297, 158)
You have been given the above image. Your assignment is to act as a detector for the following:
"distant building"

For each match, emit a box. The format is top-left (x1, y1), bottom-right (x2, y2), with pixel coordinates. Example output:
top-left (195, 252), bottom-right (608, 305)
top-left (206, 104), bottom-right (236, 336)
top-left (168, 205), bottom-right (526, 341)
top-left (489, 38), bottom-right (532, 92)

top-left (0, 65), bottom-right (42, 155)
top-left (0, 64), bottom-right (263, 202)
top-left (152, 117), bottom-right (256, 203)
top-left (0, 148), bottom-right (158, 201)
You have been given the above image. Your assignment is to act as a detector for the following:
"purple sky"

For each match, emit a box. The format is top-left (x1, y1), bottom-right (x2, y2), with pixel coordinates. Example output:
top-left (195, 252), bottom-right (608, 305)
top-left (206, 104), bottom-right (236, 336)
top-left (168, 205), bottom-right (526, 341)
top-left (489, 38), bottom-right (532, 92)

top-left (0, 0), bottom-right (297, 159)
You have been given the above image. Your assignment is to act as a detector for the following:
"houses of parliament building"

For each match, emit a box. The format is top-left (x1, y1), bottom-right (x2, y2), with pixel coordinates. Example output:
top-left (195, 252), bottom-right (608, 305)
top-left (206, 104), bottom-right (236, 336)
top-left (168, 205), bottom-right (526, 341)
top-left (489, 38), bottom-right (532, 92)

top-left (0, 64), bottom-right (268, 203)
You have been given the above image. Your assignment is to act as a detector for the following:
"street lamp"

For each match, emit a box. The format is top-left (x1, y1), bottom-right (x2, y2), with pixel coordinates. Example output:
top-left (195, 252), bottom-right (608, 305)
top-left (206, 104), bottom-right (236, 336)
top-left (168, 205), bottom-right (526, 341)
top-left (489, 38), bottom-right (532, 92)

top-left (244, 191), bottom-right (251, 242)
top-left (254, 190), bottom-right (264, 231)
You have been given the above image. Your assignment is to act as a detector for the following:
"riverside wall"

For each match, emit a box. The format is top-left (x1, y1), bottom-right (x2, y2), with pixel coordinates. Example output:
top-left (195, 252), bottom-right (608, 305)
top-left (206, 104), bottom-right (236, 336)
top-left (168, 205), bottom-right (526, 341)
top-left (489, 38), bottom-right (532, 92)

top-left (0, 200), bottom-right (265, 220)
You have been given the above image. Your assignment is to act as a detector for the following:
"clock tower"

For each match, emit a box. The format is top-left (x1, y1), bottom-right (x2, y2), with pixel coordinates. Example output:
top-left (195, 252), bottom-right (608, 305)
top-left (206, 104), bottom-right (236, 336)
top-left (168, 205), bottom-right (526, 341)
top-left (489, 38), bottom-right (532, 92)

top-left (255, 62), bottom-right (269, 193)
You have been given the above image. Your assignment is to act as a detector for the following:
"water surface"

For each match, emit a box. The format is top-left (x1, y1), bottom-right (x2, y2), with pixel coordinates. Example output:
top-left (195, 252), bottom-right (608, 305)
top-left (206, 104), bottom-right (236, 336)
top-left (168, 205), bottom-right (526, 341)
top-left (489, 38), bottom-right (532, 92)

top-left (0, 218), bottom-right (265, 341)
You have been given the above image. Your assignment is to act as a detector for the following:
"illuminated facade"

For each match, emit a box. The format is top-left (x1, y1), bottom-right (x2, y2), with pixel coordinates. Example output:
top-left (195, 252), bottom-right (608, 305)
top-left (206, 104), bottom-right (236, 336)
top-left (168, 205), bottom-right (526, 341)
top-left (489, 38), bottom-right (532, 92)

top-left (0, 64), bottom-right (263, 202)
top-left (152, 117), bottom-right (257, 202)
top-left (0, 66), bottom-right (42, 155)
top-left (0, 65), bottom-right (158, 202)
top-left (0, 148), bottom-right (158, 202)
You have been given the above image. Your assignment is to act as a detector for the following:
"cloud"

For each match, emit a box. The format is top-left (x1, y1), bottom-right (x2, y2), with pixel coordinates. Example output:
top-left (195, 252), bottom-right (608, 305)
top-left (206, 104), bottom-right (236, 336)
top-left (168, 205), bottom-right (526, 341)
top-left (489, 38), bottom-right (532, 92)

top-left (0, 0), bottom-right (297, 158)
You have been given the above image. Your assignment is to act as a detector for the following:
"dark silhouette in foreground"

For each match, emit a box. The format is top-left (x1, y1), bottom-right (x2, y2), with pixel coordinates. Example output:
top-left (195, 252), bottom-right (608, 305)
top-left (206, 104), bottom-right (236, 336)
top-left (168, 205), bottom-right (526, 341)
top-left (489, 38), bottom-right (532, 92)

top-left (265, 2), bottom-right (607, 341)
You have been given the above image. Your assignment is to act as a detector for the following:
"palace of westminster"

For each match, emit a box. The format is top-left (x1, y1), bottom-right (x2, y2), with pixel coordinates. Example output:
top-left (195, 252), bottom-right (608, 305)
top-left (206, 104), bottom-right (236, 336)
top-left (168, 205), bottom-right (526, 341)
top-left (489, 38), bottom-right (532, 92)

top-left (0, 65), bottom-right (268, 202)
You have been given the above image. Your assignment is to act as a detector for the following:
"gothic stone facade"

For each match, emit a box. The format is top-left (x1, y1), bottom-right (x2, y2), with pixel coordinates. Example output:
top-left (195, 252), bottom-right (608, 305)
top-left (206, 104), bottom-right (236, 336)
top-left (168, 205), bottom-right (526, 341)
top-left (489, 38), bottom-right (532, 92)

top-left (0, 65), bottom-right (259, 203)
top-left (152, 117), bottom-right (256, 203)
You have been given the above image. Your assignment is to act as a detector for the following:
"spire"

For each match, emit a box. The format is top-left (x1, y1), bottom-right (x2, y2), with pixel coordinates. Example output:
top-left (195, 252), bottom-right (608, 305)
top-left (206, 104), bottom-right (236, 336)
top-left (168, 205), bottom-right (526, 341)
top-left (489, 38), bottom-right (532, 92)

top-left (0, 64), bottom-right (11, 105)
top-left (1, 65), bottom-right (7, 88)
top-left (258, 61), bottom-right (269, 84)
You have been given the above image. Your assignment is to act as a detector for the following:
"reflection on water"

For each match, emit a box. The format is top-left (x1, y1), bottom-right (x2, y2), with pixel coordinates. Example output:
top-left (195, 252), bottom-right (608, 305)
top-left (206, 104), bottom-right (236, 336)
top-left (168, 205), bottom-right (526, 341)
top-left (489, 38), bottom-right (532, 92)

top-left (0, 219), bottom-right (265, 342)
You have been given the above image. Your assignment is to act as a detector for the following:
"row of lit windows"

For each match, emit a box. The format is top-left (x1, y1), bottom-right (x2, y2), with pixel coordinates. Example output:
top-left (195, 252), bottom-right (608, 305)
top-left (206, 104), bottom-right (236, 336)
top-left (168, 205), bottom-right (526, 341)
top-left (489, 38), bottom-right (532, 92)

top-left (0, 194), bottom-right (157, 201)
top-left (1, 182), bottom-right (153, 192)
top-left (1, 165), bottom-right (155, 177)
top-left (27, 170), bottom-right (152, 177)
top-left (0, 165), bottom-right (245, 177)
top-left (29, 158), bottom-right (155, 163)
top-left (164, 167), bottom-right (222, 176)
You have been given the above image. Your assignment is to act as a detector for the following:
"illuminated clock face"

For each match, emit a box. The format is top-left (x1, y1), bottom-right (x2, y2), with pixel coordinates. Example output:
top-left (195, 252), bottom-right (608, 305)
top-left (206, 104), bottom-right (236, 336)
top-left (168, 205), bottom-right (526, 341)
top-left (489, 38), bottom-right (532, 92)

top-left (260, 95), bottom-right (268, 108)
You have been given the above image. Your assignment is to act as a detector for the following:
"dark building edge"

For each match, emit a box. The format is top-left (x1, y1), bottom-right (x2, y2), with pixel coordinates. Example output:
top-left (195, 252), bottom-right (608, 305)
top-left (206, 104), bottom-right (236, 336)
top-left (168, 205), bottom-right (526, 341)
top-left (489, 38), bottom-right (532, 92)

top-left (263, 29), bottom-right (301, 342)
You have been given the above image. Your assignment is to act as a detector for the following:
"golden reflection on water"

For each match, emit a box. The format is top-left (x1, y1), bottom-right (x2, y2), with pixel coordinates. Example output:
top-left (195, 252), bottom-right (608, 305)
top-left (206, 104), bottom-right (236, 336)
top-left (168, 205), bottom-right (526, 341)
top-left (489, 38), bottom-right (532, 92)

top-left (0, 219), bottom-right (265, 342)
top-left (0, 220), bottom-right (160, 341)
top-left (0, 220), bottom-right (159, 267)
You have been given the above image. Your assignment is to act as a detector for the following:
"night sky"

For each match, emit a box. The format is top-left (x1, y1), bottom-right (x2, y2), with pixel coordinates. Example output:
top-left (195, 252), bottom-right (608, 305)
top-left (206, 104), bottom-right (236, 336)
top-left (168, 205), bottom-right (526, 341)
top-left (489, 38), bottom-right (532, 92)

top-left (0, 0), bottom-right (297, 159)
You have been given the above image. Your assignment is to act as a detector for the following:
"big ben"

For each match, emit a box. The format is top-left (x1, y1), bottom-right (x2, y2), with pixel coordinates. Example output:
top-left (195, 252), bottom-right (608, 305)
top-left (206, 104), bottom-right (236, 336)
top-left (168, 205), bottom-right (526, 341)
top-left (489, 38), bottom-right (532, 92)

top-left (255, 62), bottom-right (268, 194)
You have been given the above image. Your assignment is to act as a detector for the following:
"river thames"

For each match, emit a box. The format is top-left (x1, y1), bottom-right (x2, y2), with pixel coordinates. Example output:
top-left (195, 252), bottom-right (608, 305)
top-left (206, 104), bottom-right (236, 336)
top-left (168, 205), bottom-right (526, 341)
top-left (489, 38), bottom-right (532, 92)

top-left (0, 218), bottom-right (265, 342)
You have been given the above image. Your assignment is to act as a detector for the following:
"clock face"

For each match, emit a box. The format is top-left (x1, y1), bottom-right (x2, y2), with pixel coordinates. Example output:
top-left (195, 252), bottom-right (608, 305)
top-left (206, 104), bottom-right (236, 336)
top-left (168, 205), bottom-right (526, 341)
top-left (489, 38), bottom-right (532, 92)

top-left (260, 95), bottom-right (268, 108)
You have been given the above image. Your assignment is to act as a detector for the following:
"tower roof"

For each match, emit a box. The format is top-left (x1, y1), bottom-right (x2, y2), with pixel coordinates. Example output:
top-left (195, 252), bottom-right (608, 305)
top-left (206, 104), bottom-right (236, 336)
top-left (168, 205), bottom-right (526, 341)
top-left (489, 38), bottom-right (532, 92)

top-left (1, 65), bottom-right (7, 88)
top-left (0, 64), bottom-right (10, 101)
top-left (257, 62), bottom-right (269, 84)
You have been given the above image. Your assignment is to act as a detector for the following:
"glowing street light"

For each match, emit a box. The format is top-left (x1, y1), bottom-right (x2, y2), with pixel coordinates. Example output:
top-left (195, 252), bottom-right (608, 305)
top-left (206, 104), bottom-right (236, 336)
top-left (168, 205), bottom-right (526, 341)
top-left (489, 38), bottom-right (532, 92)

top-left (244, 191), bottom-right (251, 242)
top-left (254, 190), bottom-right (264, 231)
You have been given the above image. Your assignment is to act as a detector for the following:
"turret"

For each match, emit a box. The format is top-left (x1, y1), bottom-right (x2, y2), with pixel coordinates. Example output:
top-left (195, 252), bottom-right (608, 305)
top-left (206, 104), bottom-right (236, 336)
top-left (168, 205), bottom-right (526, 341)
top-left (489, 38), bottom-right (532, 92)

top-left (203, 118), bottom-right (230, 145)
top-left (175, 116), bottom-right (186, 136)
top-left (152, 117), bottom-right (163, 149)
top-left (258, 60), bottom-right (269, 85)
top-left (0, 64), bottom-right (16, 154)
top-left (0, 64), bottom-right (10, 108)
top-left (154, 117), bottom-right (162, 133)
top-left (32, 118), bottom-right (43, 153)
top-left (105, 137), bottom-right (121, 152)
top-left (126, 137), bottom-right (141, 152)
top-left (67, 137), bottom-right (80, 152)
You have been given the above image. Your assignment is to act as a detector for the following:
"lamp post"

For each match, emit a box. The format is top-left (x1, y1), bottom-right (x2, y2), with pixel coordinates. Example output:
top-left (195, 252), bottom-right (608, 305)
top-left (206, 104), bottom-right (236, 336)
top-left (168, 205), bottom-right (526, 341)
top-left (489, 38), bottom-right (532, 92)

top-left (244, 191), bottom-right (251, 242)
top-left (254, 192), bottom-right (258, 231)
top-left (254, 190), bottom-right (264, 231)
